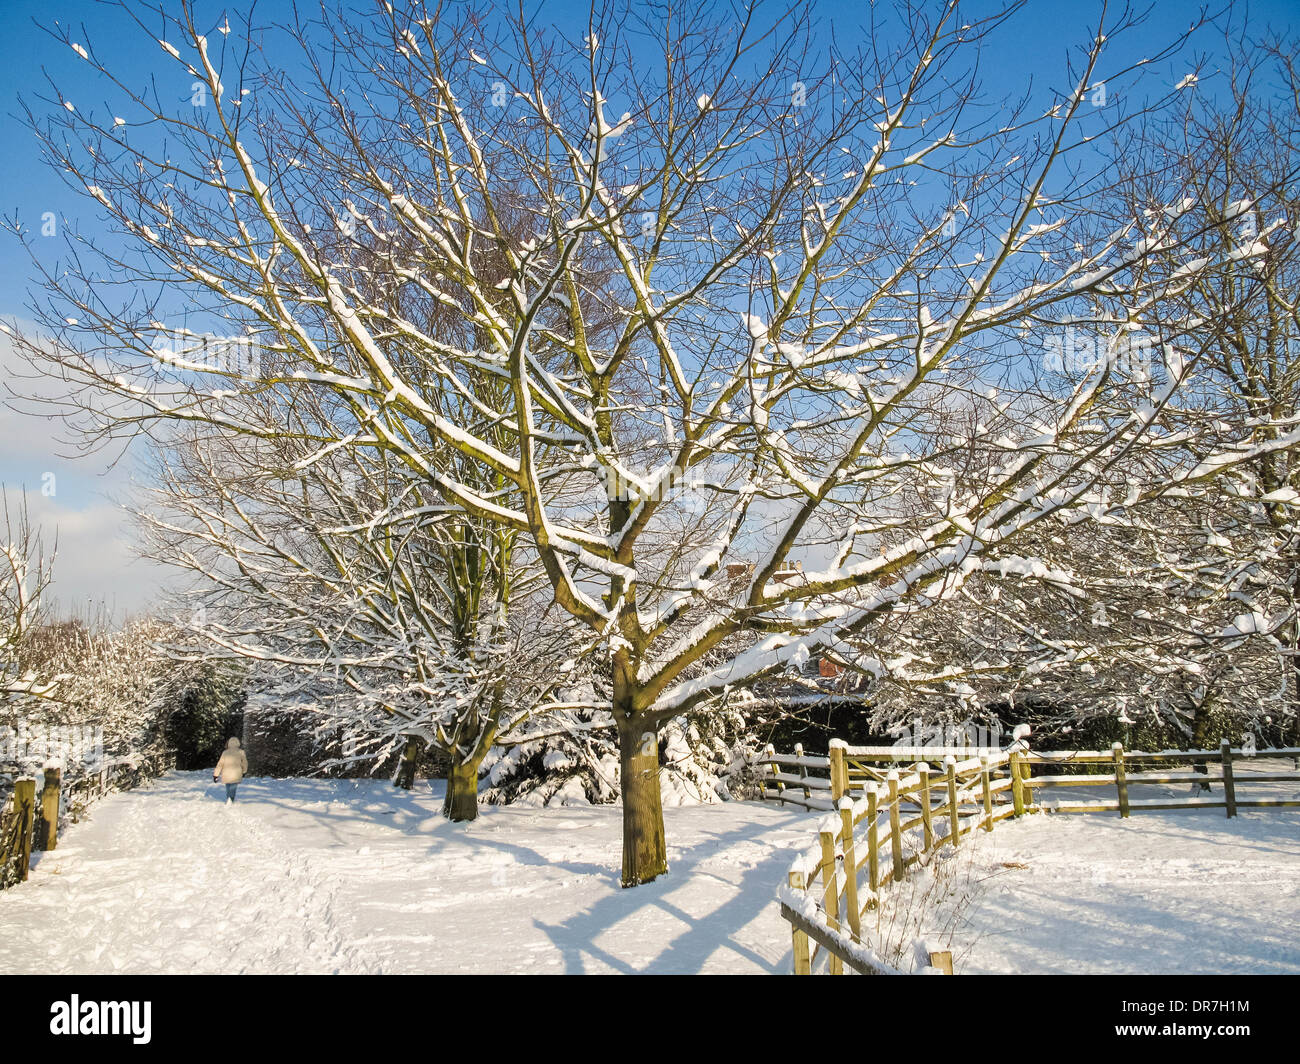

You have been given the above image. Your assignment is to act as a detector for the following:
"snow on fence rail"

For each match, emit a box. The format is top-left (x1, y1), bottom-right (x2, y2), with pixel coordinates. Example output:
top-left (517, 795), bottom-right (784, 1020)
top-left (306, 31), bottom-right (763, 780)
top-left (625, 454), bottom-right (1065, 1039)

top-left (0, 749), bottom-right (176, 892)
top-left (757, 739), bottom-right (1300, 975)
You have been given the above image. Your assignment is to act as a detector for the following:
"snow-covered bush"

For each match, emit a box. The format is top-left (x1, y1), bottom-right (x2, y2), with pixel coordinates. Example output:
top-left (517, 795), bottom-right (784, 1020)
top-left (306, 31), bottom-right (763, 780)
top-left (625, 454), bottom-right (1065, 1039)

top-left (0, 614), bottom-right (204, 798)
top-left (480, 677), bottom-right (759, 808)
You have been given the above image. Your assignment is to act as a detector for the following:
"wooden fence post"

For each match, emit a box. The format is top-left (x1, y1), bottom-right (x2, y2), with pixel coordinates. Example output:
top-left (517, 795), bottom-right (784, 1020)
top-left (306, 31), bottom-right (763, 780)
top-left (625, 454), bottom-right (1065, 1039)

top-left (1010, 749), bottom-right (1025, 818)
top-left (819, 827), bottom-right (843, 975)
top-left (866, 784), bottom-right (880, 892)
top-left (1020, 749), bottom-right (1034, 810)
top-left (794, 742), bottom-right (811, 802)
top-left (918, 763), bottom-right (933, 850)
top-left (788, 868), bottom-right (812, 974)
top-left (13, 778), bottom-right (35, 883)
top-left (763, 743), bottom-right (784, 805)
top-left (928, 950), bottom-right (954, 975)
top-left (887, 772), bottom-right (905, 882)
top-left (945, 756), bottom-right (960, 846)
top-left (980, 756), bottom-right (994, 831)
top-left (829, 741), bottom-right (846, 802)
top-left (838, 800), bottom-right (861, 940)
top-left (1113, 743), bottom-right (1130, 819)
top-left (1220, 740), bottom-right (1237, 819)
top-left (36, 765), bottom-right (61, 852)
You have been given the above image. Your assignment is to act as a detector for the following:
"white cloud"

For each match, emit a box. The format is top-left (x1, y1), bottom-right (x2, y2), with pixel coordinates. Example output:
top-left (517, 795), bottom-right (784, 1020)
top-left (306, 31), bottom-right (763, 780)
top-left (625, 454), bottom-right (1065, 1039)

top-left (0, 326), bottom-right (176, 622)
top-left (19, 495), bottom-right (178, 620)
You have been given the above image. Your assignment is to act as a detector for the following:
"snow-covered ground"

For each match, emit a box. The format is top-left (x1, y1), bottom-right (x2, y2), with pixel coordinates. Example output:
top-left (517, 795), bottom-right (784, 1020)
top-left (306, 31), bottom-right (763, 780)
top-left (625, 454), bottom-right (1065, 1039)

top-left (954, 758), bottom-right (1300, 974)
top-left (0, 772), bottom-right (813, 974)
top-left (957, 809), bottom-right (1300, 974)
top-left (0, 769), bottom-right (1295, 975)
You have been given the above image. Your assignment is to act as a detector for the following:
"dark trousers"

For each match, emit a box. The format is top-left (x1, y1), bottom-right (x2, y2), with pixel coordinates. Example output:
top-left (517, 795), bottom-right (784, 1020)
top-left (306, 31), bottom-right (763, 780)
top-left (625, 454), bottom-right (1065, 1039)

top-left (225, 782), bottom-right (238, 802)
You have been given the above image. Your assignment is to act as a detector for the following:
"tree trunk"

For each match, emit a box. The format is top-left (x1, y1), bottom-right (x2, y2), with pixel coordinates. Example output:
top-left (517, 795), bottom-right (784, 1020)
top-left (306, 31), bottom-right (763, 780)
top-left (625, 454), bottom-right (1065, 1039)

top-left (443, 757), bottom-right (480, 822)
top-left (1292, 568), bottom-right (1300, 750)
top-left (393, 737), bottom-right (421, 790)
top-left (617, 717), bottom-right (668, 887)
top-left (1190, 696), bottom-right (1213, 793)
top-left (1293, 652), bottom-right (1300, 752)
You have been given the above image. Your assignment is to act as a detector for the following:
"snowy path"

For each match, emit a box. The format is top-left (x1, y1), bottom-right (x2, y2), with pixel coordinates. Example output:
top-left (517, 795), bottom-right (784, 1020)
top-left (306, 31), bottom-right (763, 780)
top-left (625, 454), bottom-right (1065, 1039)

top-left (1, 771), bottom-right (1296, 974)
top-left (0, 772), bottom-right (814, 974)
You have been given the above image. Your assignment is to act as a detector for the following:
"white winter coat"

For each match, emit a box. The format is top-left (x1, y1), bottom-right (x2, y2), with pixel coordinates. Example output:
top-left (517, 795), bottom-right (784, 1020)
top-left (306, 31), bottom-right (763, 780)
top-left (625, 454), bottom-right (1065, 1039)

top-left (214, 738), bottom-right (248, 783)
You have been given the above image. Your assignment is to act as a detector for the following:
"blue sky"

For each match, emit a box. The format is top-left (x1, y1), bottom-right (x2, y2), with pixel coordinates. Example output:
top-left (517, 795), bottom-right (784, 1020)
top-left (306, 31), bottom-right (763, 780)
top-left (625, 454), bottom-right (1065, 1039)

top-left (0, 0), bottom-right (1297, 621)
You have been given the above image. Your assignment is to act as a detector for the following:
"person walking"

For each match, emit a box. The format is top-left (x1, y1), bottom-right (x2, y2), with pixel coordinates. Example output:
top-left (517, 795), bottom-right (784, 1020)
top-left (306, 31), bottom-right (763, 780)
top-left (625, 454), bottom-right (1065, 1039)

top-left (213, 737), bottom-right (248, 804)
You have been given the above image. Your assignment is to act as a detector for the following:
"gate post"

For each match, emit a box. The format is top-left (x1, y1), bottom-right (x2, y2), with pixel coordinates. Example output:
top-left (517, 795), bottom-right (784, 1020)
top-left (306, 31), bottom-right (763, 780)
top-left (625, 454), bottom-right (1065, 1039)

top-left (36, 764), bottom-right (61, 851)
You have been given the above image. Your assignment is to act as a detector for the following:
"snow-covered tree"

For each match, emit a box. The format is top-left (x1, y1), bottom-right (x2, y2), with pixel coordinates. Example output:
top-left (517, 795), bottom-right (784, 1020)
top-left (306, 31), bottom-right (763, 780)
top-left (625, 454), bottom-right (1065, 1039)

top-left (481, 637), bottom-right (762, 809)
top-left (849, 33), bottom-right (1300, 752)
top-left (857, 503), bottom-right (1295, 751)
top-left (13, 0), bottom-right (1300, 885)
top-left (139, 415), bottom-right (592, 820)
top-left (1102, 31), bottom-right (1300, 743)
top-left (0, 492), bottom-right (59, 705)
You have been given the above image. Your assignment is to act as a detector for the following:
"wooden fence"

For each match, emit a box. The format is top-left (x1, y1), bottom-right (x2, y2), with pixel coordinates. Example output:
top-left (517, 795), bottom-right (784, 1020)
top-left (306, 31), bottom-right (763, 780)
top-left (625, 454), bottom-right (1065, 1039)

top-left (0, 749), bottom-right (176, 892)
top-left (60, 749), bottom-right (178, 825)
top-left (1020, 741), bottom-right (1300, 816)
top-left (758, 739), bottom-right (1300, 975)
top-left (0, 779), bottom-right (35, 890)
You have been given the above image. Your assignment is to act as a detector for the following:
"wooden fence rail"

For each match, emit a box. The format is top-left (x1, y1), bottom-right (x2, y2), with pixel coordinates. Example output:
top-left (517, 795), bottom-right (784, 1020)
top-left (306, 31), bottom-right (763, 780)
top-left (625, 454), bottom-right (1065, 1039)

top-left (1018, 741), bottom-right (1300, 816)
top-left (0, 749), bottom-right (176, 892)
top-left (758, 739), bottom-right (1300, 975)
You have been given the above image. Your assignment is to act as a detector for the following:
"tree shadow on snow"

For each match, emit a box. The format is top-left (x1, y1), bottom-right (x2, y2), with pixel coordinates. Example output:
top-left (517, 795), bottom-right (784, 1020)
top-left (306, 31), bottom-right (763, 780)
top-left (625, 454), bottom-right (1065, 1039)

top-left (964, 871), bottom-right (1300, 974)
top-left (527, 807), bottom-right (811, 974)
